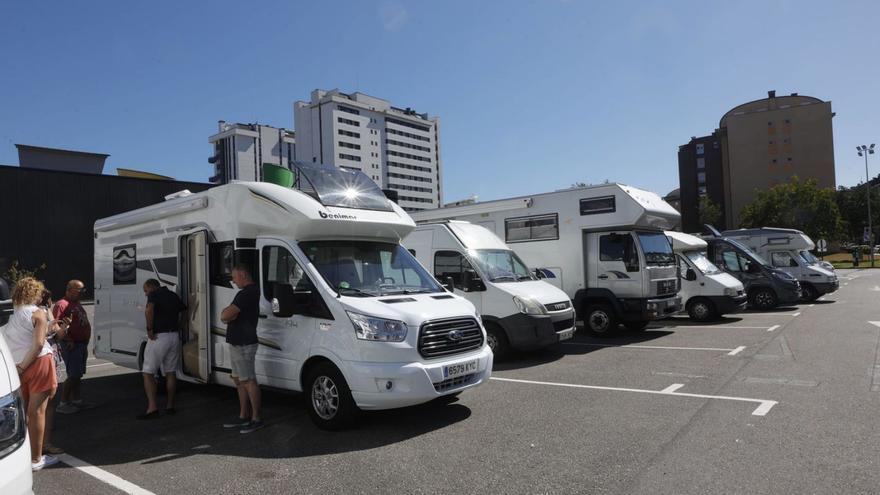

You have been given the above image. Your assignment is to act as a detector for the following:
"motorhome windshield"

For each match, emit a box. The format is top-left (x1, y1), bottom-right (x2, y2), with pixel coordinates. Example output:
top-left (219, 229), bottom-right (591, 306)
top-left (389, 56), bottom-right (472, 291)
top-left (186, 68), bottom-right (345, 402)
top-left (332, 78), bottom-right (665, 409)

top-left (726, 239), bottom-right (770, 267)
top-left (294, 162), bottom-right (394, 212)
top-left (300, 240), bottom-right (442, 297)
top-left (685, 251), bottom-right (722, 275)
top-left (471, 249), bottom-right (535, 282)
top-left (636, 232), bottom-right (675, 265)
top-left (799, 250), bottom-right (819, 265)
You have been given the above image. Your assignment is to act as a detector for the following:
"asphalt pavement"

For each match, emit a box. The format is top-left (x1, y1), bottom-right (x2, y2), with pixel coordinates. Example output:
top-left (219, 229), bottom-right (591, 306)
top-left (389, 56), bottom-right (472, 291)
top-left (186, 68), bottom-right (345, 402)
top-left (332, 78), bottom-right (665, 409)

top-left (32, 269), bottom-right (880, 494)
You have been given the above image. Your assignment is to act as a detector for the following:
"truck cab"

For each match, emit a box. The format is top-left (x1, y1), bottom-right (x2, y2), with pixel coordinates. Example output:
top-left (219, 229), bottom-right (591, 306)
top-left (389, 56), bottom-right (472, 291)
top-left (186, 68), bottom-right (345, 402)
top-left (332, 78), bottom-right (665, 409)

top-left (405, 221), bottom-right (576, 358)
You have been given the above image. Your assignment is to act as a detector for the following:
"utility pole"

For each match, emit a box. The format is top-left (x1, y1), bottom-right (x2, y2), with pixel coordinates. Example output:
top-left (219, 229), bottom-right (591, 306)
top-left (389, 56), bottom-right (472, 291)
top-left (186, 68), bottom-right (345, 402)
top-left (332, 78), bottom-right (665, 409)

top-left (858, 144), bottom-right (876, 267)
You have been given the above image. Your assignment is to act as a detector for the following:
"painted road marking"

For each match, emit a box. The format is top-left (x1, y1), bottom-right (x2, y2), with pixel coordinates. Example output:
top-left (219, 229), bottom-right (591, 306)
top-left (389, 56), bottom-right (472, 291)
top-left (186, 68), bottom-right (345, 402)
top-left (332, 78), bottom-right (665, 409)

top-left (563, 342), bottom-right (744, 354)
top-left (58, 454), bottom-right (156, 495)
top-left (489, 377), bottom-right (778, 416)
top-left (808, 304), bottom-right (815, 308)
top-left (661, 383), bottom-right (685, 393)
top-left (86, 362), bottom-right (115, 369)
top-left (767, 325), bottom-right (781, 332)
top-left (651, 325), bottom-right (771, 330)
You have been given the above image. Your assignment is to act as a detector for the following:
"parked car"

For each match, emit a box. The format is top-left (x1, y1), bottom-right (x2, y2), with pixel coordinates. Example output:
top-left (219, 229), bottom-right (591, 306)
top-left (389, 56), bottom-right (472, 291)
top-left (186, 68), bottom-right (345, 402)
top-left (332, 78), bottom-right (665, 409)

top-left (0, 332), bottom-right (33, 494)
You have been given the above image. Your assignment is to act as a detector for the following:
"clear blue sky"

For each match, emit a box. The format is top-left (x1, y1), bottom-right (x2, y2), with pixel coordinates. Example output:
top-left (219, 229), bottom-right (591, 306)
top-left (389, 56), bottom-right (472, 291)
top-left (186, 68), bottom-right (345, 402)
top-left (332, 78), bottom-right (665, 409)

top-left (2, 0), bottom-right (879, 202)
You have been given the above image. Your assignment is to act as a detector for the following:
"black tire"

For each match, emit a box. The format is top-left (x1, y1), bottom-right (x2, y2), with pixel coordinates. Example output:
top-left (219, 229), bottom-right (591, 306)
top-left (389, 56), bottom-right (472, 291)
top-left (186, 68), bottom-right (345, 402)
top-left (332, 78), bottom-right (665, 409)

top-left (624, 321), bottom-right (650, 331)
top-left (484, 324), bottom-right (510, 359)
top-left (750, 288), bottom-right (778, 310)
top-left (304, 361), bottom-right (359, 431)
top-left (687, 298), bottom-right (716, 321)
top-left (584, 304), bottom-right (619, 336)
top-left (800, 283), bottom-right (818, 302)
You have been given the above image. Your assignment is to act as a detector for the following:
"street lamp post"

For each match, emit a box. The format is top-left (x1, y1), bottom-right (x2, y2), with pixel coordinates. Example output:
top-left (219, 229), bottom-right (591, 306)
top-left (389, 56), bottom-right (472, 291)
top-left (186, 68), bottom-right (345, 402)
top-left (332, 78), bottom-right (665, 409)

top-left (858, 144), bottom-right (876, 267)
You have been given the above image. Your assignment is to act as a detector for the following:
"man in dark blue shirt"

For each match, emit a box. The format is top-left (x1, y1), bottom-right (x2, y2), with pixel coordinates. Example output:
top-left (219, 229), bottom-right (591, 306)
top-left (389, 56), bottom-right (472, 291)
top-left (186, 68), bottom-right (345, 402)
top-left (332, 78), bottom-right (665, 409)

top-left (138, 279), bottom-right (186, 419)
top-left (220, 263), bottom-right (263, 433)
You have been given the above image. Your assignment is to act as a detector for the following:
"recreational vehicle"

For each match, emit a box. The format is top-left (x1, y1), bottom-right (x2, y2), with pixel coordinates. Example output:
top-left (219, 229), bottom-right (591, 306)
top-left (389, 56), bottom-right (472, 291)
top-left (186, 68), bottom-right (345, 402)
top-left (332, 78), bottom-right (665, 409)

top-left (702, 227), bottom-right (801, 310)
top-left (404, 221), bottom-right (576, 357)
top-left (721, 228), bottom-right (838, 301)
top-left (0, 334), bottom-right (31, 494)
top-left (93, 162), bottom-right (492, 430)
top-left (412, 184), bottom-right (682, 335)
top-left (666, 231), bottom-right (746, 321)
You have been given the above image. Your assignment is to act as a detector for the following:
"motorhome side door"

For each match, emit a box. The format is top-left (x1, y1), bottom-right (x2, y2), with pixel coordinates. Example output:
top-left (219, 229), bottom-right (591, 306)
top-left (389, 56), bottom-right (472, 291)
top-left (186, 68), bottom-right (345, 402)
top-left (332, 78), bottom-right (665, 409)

top-left (595, 231), bottom-right (643, 298)
top-left (180, 231), bottom-right (211, 383)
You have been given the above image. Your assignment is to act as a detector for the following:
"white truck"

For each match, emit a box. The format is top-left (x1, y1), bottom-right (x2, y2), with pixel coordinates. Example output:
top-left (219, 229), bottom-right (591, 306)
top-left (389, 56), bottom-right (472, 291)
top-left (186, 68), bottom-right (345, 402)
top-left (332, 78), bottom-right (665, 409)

top-left (404, 221), bottom-right (576, 358)
top-left (412, 183), bottom-right (682, 336)
top-left (93, 162), bottom-right (493, 430)
top-left (721, 228), bottom-right (838, 301)
top-left (666, 231), bottom-right (746, 321)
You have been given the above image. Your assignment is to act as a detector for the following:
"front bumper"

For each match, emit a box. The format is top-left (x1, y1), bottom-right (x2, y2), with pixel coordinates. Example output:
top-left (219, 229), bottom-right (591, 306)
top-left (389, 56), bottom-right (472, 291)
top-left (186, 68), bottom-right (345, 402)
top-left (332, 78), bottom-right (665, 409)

top-left (497, 310), bottom-right (576, 351)
top-left (640, 295), bottom-right (682, 321)
top-left (813, 280), bottom-right (839, 295)
top-left (778, 283), bottom-right (802, 304)
top-left (707, 294), bottom-right (748, 315)
top-left (347, 345), bottom-right (493, 410)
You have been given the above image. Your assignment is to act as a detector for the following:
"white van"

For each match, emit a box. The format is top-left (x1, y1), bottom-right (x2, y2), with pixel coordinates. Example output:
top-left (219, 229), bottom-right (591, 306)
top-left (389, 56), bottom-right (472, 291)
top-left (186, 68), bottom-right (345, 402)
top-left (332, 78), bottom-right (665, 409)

top-left (404, 221), bottom-right (576, 357)
top-left (721, 228), bottom-right (838, 301)
top-left (412, 183), bottom-right (682, 336)
top-left (666, 231), bottom-right (746, 321)
top-left (0, 333), bottom-right (32, 494)
top-left (94, 162), bottom-right (493, 429)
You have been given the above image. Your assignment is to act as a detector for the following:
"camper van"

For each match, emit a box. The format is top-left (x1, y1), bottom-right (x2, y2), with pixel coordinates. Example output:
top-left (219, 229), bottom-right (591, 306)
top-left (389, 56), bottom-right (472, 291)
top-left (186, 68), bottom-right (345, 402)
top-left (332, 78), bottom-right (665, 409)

top-left (0, 334), bottom-right (32, 494)
top-left (94, 162), bottom-right (492, 430)
top-left (702, 228), bottom-right (801, 310)
top-left (412, 184), bottom-right (682, 335)
top-left (721, 228), bottom-right (838, 301)
top-left (404, 221), bottom-right (576, 357)
top-left (666, 231), bottom-right (746, 321)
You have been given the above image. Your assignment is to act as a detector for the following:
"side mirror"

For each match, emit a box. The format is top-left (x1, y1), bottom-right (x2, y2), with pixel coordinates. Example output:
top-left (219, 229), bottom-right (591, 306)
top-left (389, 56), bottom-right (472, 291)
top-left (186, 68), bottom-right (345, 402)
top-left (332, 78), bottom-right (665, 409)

top-left (273, 283), bottom-right (296, 318)
top-left (685, 268), bottom-right (697, 281)
top-left (443, 276), bottom-right (456, 292)
top-left (465, 270), bottom-right (486, 292)
top-left (534, 268), bottom-right (546, 279)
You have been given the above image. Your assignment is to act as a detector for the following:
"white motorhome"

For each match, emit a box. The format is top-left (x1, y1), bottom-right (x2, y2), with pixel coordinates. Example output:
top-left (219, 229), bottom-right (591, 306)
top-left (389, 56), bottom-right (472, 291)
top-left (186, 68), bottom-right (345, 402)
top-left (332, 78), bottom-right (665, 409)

top-left (666, 231), bottom-right (746, 321)
top-left (404, 221), bottom-right (576, 357)
top-left (412, 184), bottom-right (682, 335)
top-left (721, 228), bottom-right (838, 301)
top-left (0, 333), bottom-right (32, 494)
top-left (94, 162), bottom-right (492, 430)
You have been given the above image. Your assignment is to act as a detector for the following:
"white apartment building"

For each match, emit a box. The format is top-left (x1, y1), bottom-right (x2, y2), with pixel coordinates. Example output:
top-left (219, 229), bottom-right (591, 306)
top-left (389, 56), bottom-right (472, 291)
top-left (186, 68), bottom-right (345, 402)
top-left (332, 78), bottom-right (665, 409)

top-left (208, 121), bottom-right (295, 183)
top-left (294, 89), bottom-right (442, 212)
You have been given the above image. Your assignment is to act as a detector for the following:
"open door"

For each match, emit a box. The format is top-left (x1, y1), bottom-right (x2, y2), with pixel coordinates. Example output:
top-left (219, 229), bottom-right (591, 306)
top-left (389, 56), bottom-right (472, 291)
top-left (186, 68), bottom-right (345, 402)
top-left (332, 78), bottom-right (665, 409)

top-left (181, 231), bottom-right (211, 382)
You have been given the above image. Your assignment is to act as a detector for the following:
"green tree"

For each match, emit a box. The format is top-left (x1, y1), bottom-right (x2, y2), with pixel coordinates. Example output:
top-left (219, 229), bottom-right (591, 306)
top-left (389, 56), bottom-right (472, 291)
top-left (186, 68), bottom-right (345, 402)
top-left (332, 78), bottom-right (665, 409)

top-left (835, 176), bottom-right (880, 243)
top-left (739, 176), bottom-right (843, 240)
top-left (697, 196), bottom-right (723, 227)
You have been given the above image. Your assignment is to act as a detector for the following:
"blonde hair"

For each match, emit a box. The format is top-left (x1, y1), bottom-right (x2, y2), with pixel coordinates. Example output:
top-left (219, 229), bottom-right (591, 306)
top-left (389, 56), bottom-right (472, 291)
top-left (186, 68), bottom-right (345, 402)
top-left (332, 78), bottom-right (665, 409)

top-left (12, 277), bottom-right (45, 307)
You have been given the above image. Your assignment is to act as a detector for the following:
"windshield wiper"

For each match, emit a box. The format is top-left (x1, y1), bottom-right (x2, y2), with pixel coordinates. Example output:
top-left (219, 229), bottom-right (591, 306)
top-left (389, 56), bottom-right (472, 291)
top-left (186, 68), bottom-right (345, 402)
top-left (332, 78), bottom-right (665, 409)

top-left (337, 287), bottom-right (375, 297)
top-left (490, 275), bottom-right (517, 282)
top-left (383, 288), bottom-right (436, 295)
top-left (516, 275), bottom-right (533, 281)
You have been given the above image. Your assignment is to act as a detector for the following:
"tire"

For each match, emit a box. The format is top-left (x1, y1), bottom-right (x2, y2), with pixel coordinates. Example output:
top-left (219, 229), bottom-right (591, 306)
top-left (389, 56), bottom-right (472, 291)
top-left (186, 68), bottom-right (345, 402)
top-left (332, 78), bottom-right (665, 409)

top-left (584, 304), bottom-right (619, 336)
top-left (304, 361), bottom-right (359, 431)
top-left (750, 288), bottom-right (778, 310)
top-left (484, 324), bottom-right (510, 360)
top-left (800, 283), bottom-right (818, 302)
top-left (624, 321), bottom-right (649, 331)
top-left (687, 299), bottom-right (716, 322)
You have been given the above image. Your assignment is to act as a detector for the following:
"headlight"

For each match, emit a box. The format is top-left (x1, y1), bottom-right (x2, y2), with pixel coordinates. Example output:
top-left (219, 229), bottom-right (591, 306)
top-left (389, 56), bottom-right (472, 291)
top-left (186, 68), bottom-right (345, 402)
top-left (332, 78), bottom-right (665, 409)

top-left (724, 287), bottom-right (739, 297)
top-left (513, 296), bottom-right (546, 315)
top-left (772, 271), bottom-right (796, 282)
top-left (0, 390), bottom-right (26, 459)
top-left (347, 312), bottom-right (408, 342)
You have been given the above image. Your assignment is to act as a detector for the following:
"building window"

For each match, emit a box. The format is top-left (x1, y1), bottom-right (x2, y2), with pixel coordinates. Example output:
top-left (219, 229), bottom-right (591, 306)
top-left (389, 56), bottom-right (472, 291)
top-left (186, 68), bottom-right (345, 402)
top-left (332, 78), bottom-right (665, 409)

top-left (386, 139), bottom-right (432, 153)
top-left (387, 127), bottom-right (431, 142)
top-left (337, 129), bottom-right (360, 138)
top-left (504, 214), bottom-right (559, 243)
top-left (337, 117), bottom-right (360, 127)
top-left (387, 149), bottom-right (431, 163)
top-left (698, 186), bottom-right (707, 196)
top-left (388, 160), bottom-right (432, 173)
top-left (387, 182), bottom-right (433, 193)
top-left (713, 141), bottom-right (719, 149)
top-left (579, 196), bottom-right (616, 216)
top-left (696, 143), bottom-right (704, 155)
top-left (697, 172), bottom-right (706, 184)
top-left (696, 157), bottom-right (705, 169)
top-left (338, 153), bottom-right (361, 162)
top-left (386, 117), bottom-right (431, 133)
top-left (338, 141), bottom-right (361, 150)
top-left (338, 105), bottom-right (360, 115)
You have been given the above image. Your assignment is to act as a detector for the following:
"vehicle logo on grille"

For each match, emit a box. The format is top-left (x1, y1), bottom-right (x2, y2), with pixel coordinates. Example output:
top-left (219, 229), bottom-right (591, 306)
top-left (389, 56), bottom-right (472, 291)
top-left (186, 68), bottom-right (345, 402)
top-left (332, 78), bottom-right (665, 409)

top-left (550, 303), bottom-right (567, 311)
top-left (447, 330), bottom-right (463, 341)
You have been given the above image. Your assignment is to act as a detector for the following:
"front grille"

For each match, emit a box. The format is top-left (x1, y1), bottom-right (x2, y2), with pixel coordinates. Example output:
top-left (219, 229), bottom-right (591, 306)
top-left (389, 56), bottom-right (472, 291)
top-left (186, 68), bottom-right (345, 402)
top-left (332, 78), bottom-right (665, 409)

top-left (657, 279), bottom-right (676, 295)
top-left (434, 373), bottom-right (477, 392)
top-left (544, 300), bottom-right (571, 312)
top-left (418, 317), bottom-right (483, 359)
top-left (553, 317), bottom-right (575, 331)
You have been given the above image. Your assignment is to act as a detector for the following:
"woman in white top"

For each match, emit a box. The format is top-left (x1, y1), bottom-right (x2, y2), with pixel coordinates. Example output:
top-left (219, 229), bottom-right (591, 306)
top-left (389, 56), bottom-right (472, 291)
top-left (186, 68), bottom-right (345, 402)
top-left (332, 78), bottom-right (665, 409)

top-left (3, 277), bottom-right (59, 471)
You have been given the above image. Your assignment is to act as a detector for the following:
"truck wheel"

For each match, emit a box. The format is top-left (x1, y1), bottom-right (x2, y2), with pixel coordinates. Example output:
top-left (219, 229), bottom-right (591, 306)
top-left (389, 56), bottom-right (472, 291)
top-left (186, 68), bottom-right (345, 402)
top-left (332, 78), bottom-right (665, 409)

top-left (687, 299), bottom-right (716, 321)
top-left (624, 321), bottom-right (649, 331)
top-left (750, 288), bottom-right (778, 310)
top-left (585, 304), bottom-right (618, 336)
top-left (485, 324), bottom-right (510, 360)
top-left (800, 283), bottom-right (818, 302)
top-left (305, 361), bottom-right (359, 431)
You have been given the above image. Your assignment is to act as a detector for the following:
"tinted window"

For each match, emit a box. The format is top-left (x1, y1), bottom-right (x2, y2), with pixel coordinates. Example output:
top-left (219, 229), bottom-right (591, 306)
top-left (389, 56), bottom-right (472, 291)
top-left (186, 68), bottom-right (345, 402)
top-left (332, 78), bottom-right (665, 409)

top-left (505, 214), bottom-right (559, 243)
top-left (434, 251), bottom-right (477, 287)
top-left (770, 251), bottom-right (798, 268)
top-left (600, 233), bottom-right (639, 271)
top-left (580, 196), bottom-right (615, 215)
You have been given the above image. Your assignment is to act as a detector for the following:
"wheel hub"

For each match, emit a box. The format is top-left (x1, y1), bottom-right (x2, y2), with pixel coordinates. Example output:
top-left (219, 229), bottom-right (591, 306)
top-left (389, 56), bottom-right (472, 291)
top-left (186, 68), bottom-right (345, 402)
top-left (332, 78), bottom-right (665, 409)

top-left (312, 375), bottom-right (339, 420)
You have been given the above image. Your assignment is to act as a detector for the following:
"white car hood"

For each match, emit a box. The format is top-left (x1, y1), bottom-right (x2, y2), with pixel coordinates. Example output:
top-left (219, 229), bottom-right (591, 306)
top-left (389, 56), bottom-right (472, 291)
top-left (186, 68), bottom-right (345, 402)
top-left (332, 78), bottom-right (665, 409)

top-left (707, 271), bottom-right (744, 290)
top-left (339, 292), bottom-right (479, 327)
top-left (492, 280), bottom-right (570, 305)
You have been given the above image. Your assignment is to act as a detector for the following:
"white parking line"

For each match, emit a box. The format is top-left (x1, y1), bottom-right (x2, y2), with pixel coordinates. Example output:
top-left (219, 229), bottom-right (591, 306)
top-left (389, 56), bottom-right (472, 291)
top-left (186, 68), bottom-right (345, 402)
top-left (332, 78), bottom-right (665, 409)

top-left (489, 377), bottom-right (778, 416)
top-left (563, 342), bottom-right (743, 354)
top-left (58, 454), bottom-right (155, 495)
top-left (86, 362), bottom-right (115, 369)
top-left (727, 346), bottom-right (746, 356)
top-left (654, 325), bottom-right (770, 330)
top-left (766, 325), bottom-right (781, 332)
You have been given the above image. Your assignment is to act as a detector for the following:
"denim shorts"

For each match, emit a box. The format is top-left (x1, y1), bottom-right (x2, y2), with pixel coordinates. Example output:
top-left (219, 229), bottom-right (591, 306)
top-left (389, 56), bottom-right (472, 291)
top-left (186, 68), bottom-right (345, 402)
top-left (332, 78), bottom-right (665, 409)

top-left (229, 343), bottom-right (258, 381)
top-left (61, 341), bottom-right (88, 379)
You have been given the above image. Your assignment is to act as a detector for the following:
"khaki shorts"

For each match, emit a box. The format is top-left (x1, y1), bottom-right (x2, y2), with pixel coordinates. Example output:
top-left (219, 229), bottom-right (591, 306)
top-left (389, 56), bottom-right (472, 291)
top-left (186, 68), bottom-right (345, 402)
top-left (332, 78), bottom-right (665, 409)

top-left (142, 332), bottom-right (180, 375)
top-left (229, 343), bottom-right (258, 381)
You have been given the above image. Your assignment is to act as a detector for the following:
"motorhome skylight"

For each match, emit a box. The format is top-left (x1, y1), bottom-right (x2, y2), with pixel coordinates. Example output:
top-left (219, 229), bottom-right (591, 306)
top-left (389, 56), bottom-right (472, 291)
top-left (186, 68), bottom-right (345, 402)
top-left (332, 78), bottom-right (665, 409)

top-left (293, 161), bottom-right (393, 212)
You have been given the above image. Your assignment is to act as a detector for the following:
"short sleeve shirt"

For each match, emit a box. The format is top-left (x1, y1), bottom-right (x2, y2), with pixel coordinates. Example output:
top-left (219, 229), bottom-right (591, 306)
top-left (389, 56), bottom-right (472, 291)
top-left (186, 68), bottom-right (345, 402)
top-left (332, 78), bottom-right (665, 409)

top-left (53, 298), bottom-right (91, 343)
top-left (226, 283), bottom-right (260, 346)
top-left (147, 287), bottom-right (186, 333)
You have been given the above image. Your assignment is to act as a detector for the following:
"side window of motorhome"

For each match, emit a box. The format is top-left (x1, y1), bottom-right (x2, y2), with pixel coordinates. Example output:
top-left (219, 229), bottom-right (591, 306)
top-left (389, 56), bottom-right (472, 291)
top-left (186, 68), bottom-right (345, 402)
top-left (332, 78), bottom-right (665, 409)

top-left (599, 234), bottom-right (639, 272)
top-left (770, 251), bottom-right (798, 268)
top-left (209, 242), bottom-right (235, 287)
top-left (504, 214), bottom-right (559, 243)
top-left (580, 196), bottom-right (616, 215)
top-left (435, 251), bottom-right (477, 286)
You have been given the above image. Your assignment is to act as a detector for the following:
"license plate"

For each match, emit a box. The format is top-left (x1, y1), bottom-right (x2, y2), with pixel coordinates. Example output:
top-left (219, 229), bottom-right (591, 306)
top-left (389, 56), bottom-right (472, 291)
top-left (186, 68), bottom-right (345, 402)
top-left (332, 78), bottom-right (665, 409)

top-left (443, 359), bottom-right (478, 379)
top-left (558, 328), bottom-right (575, 341)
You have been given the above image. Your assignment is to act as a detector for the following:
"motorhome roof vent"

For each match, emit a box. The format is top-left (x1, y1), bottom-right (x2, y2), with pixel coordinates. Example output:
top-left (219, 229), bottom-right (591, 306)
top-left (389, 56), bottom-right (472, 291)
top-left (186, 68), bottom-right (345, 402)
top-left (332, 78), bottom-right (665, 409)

top-left (164, 190), bottom-right (192, 201)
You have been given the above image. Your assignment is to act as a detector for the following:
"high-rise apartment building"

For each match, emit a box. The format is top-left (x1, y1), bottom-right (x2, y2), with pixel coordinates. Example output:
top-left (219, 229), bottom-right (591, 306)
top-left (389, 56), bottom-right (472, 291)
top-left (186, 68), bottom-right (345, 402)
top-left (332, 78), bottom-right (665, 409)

top-left (294, 89), bottom-right (442, 212)
top-left (208, 121), bottom-right (295, 184)
top-left (678, 91), bottom-right (836, 232)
